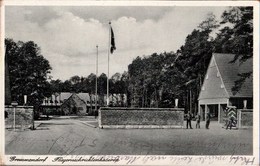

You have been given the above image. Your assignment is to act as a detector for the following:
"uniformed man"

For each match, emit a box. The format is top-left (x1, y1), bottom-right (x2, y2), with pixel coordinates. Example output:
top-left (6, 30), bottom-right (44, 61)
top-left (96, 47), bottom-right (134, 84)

top-left (186, 111), bottom-right (193, 129)
top-left (195, 113), bottom-right (201, 129)
top-left (226, 116), bottom-right (234, 130)
top-left (205, 111), bottom-right (211, 129)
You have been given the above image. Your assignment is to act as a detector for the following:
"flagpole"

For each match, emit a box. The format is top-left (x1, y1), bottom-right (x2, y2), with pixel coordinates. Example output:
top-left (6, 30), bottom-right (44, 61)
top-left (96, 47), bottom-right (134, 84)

top-left (107, 22), bottom-right (111, 106)
top-left (95, 45), bottom-right (98, 117)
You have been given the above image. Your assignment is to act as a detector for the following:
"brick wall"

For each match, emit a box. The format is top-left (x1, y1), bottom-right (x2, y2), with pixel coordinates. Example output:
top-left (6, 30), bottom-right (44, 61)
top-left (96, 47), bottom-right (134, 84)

top-left (237, 109), bottom-right (253, 129)
top-left (99, 108), bottom-right (184, 129)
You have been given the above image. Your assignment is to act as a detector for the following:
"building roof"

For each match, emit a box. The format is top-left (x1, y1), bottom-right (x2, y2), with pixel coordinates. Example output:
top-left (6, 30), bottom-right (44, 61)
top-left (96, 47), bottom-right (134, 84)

top-left (214, 53), bottom-right (253, 98)
top-left (42, 92), bottom-right (127, 106)
top-left (77, 93), bottom-right (91, 103)
top-left (198, 56), bottom-right (229, 100)
top-left (198, 53), bottom-right (253, 100)
top-left (58, 92), bottom-right (73, 101)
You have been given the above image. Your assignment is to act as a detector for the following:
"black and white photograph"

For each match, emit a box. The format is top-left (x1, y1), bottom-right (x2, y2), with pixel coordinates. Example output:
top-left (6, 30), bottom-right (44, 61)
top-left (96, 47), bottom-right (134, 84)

top-left (1, 1), bottom-right (259, 165)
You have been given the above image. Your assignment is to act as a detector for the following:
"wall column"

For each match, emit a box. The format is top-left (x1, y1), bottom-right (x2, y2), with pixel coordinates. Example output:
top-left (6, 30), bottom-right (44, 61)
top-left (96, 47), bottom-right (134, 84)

top-left (218, 103), bottom-right (221, 123)
top-left (205, 104), bottom-right (207, 120)
top-left (198, 101), bottom-right (201, 115)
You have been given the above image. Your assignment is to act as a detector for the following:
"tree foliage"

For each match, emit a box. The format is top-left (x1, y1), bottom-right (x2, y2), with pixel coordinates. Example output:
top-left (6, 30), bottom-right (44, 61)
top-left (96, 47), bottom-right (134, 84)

top-left (48, 72), bottom-right (128, 106)
top-left (7, 7), bottom-right (252, 112)
top-left (128, 52), bottom-right (179, 108)
top-left (5, 38), bottom-right (52, 106)
top-left (126, 7), bottom-right (253, 110)
top-left (214, 7), bottom-right (253, 94)
top-left (215, 7), bottom-right (253, 62)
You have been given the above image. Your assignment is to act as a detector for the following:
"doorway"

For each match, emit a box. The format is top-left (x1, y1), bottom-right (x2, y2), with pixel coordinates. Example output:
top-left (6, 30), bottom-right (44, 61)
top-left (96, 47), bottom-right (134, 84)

top-left (200, 105), bottom-right (206, 121)
top-left (207, 104), bottom-right (218, 121)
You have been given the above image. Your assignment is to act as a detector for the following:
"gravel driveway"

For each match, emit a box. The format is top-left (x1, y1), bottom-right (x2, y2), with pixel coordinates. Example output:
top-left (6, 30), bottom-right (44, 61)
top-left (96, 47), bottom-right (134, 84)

top-left (5, 117), bottom-right (253, 155)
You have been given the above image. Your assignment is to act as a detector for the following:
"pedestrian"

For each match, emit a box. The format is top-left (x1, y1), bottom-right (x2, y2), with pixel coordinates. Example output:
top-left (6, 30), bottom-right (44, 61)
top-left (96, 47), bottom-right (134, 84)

top-left (226, 116), bottom-right (234, 130)
top-left (195, 113), bottom-right (201, 129)
top-left (186, 111), bottom-right (193, 129)
top-left (205, 111), bottom-right (211, 129)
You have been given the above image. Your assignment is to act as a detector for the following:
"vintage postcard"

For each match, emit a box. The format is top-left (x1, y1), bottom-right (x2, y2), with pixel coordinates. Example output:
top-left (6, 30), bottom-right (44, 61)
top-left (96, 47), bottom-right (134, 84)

top-left (1, 0), bottom-right (259, 165)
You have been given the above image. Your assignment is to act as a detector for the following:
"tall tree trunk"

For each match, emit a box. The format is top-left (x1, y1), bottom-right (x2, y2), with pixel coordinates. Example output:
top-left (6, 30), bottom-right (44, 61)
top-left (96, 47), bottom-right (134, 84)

top-left (190, 89), bottom-right (192, 113)
top-left (142, 88), bottom-right (144, 108)
top-left (145, 89), bottom-right (148, 108)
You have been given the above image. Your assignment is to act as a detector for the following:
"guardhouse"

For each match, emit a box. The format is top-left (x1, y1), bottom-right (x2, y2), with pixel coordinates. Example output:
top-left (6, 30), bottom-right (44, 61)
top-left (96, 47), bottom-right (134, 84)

top-left (198, 53), bottom-right (253, 123)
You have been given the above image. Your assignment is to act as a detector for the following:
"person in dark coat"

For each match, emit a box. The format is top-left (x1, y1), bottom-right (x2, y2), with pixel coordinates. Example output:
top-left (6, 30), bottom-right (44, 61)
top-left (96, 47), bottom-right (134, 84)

top-left (205, 111), bottom-right (211, 129)
top-left (186, 111), bottom-right (193, 129)
top-left (195, 113), bottom-right (201, 129)
top-left (226, 116), bottom-right (234, 130)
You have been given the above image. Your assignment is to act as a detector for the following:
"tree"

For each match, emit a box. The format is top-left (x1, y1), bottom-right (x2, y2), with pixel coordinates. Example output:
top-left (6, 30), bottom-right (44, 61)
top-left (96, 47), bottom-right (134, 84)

top-left (70, 75), bottom-right (81, 85)
top-left (86, 73), bottom-right (96, 94)
top-left (50, 79), bottom-right (63, 93)
top-left (111, 72), bottom-right (121, 83)
top-left (5, 38), bottom-right (52, 106)
top-left (216, 7), bottom-right (253, 62)
top-left (110, 72), bottom-right (121, 94)
top-left (159, 52), bottom-right (186, 108)
top-left (170, 13), bottom-right (220, 113)
top-left (61, 80), bottom-right (73, 92)
top-left (198, 12), bottom-right (220, 32)
top-left (214, 7), bottom-right (253, 94)
top-left (128, 56), bottom-right (145, 107)
top-left (97, 73), bottom-right (107, 106)
top-left (70, 75), bottom-right (85, 93)
top-left (128, 53), bottom-right (176, 108)
top-left (176, 28), bottom-right (214, 112)
top-left (213, 26), bottom-right (234, 53)
top-left (121, 71), bottom-right (130, 106)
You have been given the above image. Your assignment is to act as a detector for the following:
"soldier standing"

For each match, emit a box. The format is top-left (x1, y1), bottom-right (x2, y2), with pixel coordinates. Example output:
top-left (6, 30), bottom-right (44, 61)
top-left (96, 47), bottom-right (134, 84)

top-left (195, 113), bottom-right (201, 129)
top-left (186, 111), bottom-right (193, 129)
top-left (226, 116), bottom-right (234, 130)
top-left (205, 111), bottom-right (211, 129)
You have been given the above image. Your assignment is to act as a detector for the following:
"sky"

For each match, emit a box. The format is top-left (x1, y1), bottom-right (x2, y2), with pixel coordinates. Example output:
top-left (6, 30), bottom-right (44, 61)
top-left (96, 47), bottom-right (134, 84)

top-left (5, 6), bottom-right (228, 81)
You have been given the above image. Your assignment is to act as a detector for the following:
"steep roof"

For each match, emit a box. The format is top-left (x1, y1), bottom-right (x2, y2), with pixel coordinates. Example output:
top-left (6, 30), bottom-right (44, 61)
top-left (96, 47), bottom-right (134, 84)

top-left (198, 56), bottom-right (229, 100)
top-left (77, 93), bottom-right (91, 103)
top-left (59, 92), bottom-right (73, 101)
top-left (213, 53), bottom-right (253, 98)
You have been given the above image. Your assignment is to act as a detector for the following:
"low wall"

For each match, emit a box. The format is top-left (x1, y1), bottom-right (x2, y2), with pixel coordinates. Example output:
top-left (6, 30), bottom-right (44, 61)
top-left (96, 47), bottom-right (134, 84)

top-left (237, 109), bottom-right (253, 129)
top-left (99, 107), bottom-right (184, 129)
top-left (5, 105), bottom-right (34, 130)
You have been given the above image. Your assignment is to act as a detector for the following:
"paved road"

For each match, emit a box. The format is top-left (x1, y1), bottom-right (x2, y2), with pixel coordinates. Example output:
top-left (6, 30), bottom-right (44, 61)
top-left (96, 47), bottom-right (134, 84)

top-left (5, 117), bottom-right (253, 155)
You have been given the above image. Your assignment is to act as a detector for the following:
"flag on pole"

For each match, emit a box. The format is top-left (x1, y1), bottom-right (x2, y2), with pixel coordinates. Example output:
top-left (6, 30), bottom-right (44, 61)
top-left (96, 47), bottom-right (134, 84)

top-left (110, 26), bottom-right (116, 54)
